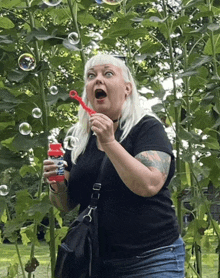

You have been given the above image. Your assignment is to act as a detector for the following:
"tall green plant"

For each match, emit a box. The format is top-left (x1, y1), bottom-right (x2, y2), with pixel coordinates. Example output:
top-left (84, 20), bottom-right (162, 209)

top-left (1, 0), bottom-right (220, 277)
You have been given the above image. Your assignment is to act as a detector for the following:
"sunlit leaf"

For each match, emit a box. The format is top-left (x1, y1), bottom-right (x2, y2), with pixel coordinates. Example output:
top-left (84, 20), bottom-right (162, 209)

top-left (0, 17), bottom-right (15, 29)
top-left (204, 34), bottom-right (220, 54)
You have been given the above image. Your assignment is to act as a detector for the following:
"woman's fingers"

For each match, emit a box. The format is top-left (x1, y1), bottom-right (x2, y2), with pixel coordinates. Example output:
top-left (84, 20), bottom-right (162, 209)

top-left (43, 159), bottom-right (68, 181)
top-left (43, 159), bottom-right (57, 181)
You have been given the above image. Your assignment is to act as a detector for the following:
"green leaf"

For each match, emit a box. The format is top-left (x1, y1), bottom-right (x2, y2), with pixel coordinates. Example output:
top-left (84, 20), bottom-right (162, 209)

top-left (204, 135), bottom-right (219, 149)
top-left (20, 224), bottom-right (40, 246)
top-left (178, 71), bottom-right (198, 78)
top-left (7, 70), bottom-right (29, 83)
top-left (15, 190), bottom-right (33, 215)
top-left (173, 15), bottom-right (189, 29)
top-left (0, 89), bottom-right (22, 104)
top-left (0, 121), bottom-right (15, 130)
top-left (193, 11), bottom-right (213, 20)
top-left (19, 164), bottom-right (37, 177)
top-left (6, 263), bottom-right (18, 278)
top-left (178, 127), bottom-right (201, 143)
top-left (20, 227), bottom-right (31, 245)
top-left (0, 35), bottom-right (14, 44)
top-left (151, 103), bottom-right (164, 113)
top-left (4, 218), bottom-right (25, 242)
top-left (189, 55), bottom-right (212, 70)
top-left (149, 16), bottom-right (166, 23)
top-left (204, 34), bottom-right (220, 54)
top-left (0, 146), bottom-right (29, 170)
top-left (78, 10), bottom-right (100, 25)
top-left (0, 198), bottom-right (6, 221)
top-left (27, 28), bottom-right (55, 42)
top-left (150, 81), bottom-right (165, 99)
top-left (0, 0), bottom-right (23, 8)
top-left (0, 17), bottom-right (15, 29)
top-left (26, 195), bottom-right (52, 223)
top-left (207, 23), bottom-right (220, 31)
top-left (139, 40), bottom-right (162, 54)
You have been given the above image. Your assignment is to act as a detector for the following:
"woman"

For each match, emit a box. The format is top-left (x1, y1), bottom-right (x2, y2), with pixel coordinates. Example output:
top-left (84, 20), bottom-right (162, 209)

top-left (44, 54), bottom-right (185, 277)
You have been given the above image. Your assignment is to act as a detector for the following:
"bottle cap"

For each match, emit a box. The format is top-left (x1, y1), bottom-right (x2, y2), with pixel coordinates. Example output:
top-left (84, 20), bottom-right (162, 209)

top-left (50, 143), bottom-right (62, 149)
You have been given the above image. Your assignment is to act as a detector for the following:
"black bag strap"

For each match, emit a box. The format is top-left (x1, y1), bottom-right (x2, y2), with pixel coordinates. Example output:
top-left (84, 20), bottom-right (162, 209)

top-left (89, 128), bottom-right (121, 208)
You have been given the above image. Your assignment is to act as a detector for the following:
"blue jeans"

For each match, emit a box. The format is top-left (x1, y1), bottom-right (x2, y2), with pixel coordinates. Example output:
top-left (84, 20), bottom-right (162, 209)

top-left (100, 237), bottom-right (185, 278)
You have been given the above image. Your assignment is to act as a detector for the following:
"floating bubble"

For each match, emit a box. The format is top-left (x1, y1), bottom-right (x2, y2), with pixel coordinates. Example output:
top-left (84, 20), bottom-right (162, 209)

top-left (19, 122), bottom-right (32, 135)
top-left (103, 0), bottom-right (122, 4)
top-left (50, 86), bottom-right (58, 95)
top-left (0, 185), bottom-right (9, 196)
top-left (42, 0), bottom-right (62, 6)
top-left (32, 108), bottom-right (42, 118)
top-left (68, 32), bottom-right (80, 45)
top-left (18, 53), bottom-right (36, 71)
top-left (63, 136), bottom-right (79, 150)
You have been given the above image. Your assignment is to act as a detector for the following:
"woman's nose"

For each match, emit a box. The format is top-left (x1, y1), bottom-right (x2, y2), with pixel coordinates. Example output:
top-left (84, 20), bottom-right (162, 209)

top-left (95, 74), bottom-right (104, 84)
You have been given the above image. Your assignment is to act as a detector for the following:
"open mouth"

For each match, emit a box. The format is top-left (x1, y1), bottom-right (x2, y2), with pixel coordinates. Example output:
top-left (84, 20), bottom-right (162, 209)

top-left (95, 89), bottom-right (107, 99)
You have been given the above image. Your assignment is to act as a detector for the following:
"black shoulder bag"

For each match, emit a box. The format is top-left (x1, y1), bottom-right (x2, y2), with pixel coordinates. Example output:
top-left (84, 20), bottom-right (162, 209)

top-left (54, 154), bottom-right (108, 278)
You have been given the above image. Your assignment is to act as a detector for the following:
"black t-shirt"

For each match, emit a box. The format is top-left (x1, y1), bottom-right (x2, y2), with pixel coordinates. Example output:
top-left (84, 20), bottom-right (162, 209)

top-left (65, 115), bottom-right (179, 259)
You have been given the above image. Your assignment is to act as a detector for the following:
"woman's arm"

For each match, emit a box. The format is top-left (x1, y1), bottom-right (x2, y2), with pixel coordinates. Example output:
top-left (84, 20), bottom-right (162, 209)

top-left (90, 113), bottom-right (171, 197)
top-left (43, 160), bottom-right (77, 212)
top-left (101, 140), bottom-right (171, 197)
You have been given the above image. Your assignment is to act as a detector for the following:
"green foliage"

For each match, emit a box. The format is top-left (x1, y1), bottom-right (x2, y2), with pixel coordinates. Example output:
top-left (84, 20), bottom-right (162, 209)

top-left (0, 0), bottom-right (220, 277)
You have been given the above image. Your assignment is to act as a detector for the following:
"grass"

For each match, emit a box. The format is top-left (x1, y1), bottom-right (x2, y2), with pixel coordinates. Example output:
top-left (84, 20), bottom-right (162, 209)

top-left (0, 239), bottom-right (219, 278)
top-left (0, 241), bottom-right (51, 278)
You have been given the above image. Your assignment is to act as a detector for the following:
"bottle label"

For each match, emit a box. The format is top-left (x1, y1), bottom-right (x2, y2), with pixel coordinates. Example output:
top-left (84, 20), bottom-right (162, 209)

top-left (49, 156), bottom-right (64, 176)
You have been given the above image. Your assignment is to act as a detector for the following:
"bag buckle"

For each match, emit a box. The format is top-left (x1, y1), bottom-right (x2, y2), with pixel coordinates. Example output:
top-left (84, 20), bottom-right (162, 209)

top-left (83, 206), bottom-right (96, 222)
top-left (91, 183), bottom-right (101, 201)
top-left (93, 183), bottom-right (101, 191)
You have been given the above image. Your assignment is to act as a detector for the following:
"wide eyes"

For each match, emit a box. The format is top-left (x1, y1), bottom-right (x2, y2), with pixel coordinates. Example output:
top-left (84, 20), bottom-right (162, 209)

top-left (87, 73), bottom-right (95, 79)
top-left (87, 71), bottom-right (113, 80)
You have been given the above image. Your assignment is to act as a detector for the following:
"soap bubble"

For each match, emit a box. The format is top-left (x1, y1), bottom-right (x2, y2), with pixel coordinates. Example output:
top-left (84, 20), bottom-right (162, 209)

top-left (18, 53), bottom-right (36, 71)
top-left (32, 108), bottom-right (42, 118)
top-left (63, 136), bottom-right (79, 150)
top-left (50, 86), bottom-right (58, 95)
top-left (19, 122), bottom-right (32, 135)
top-left (68, 32), bottom-right (80, 45)
top-left (103, 0), bottom-right (123, 4)
top-left (42, 0), bottom-right (62, 6)
top-left (0, 185), bottom-right (9, 196)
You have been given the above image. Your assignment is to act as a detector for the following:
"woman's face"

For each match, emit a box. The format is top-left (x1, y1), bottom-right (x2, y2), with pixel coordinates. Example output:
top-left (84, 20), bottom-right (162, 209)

top-left (85, 64), bottom-right (132, 120)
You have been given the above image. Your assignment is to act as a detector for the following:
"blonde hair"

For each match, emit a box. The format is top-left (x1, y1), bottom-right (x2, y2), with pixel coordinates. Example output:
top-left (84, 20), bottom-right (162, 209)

top-left (66, 54), bottom-right (151, 164)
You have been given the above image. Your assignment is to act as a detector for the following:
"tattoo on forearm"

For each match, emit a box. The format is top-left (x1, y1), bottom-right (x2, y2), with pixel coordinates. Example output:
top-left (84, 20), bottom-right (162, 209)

top-left (135, 151), bottom-right (171, 180)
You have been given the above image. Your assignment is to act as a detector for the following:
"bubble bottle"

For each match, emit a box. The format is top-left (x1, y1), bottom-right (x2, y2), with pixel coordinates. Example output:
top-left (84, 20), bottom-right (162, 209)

top-left (48, 143), bottom-right (65, 182)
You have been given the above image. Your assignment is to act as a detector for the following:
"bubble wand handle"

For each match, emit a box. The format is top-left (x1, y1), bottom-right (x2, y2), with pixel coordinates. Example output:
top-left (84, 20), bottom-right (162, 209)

top-left (69, 90), bottom-right (96, 116)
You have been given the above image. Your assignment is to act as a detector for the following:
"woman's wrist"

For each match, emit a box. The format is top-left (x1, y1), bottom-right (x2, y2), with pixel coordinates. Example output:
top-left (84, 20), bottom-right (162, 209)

top-left (49, 181), bottom-right (67, 194)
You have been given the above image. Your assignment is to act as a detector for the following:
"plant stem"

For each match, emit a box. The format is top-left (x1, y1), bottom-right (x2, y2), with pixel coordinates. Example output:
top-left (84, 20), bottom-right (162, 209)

top-left (25, 0), bottom-right (51, 277)
top-left (161, 0), bottom-right (182, 233)
top-left (15, 241), bottom-right (27, 278)
top-left (207, 0), bottom-right (219, 78)
top-left (6, 205), bottom-right (26, 278)
top-left (67, 0), bottom-right (86, 67)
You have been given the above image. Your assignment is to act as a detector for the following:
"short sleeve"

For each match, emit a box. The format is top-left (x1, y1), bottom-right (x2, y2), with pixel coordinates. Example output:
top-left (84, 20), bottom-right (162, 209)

top-left (64, 149), bottom-right (72, 172)
top-left (132, 116), bottom-right (174, 158)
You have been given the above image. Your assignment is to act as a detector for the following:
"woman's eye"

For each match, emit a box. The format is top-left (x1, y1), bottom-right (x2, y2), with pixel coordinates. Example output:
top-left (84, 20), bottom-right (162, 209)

top-left (105, 72), bottom-right (113, 77)
top-left (87, 73), bottom-right (95, 79)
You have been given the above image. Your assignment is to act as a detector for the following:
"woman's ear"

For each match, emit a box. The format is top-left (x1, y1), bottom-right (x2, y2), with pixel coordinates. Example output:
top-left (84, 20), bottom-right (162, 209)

top-left (125, 82), bottom-right (132, 98)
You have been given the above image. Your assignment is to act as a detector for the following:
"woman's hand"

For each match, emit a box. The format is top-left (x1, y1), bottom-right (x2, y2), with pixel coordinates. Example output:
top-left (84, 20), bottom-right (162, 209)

top-left (43, 159), bottom-right (58, 182)
top-left (43, 160), bottom-right (68, 192)
top-left (90, 113), bottom-right (115, 145)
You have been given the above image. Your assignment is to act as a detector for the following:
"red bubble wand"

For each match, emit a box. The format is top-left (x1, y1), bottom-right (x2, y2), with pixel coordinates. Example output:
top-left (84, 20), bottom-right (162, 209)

top-left (69, 90), bottom-right (96, 116)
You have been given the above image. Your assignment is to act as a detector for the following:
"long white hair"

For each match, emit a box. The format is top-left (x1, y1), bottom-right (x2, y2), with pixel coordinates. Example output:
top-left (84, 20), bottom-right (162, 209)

top-left (65, 54), bottom-right (151, 164)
